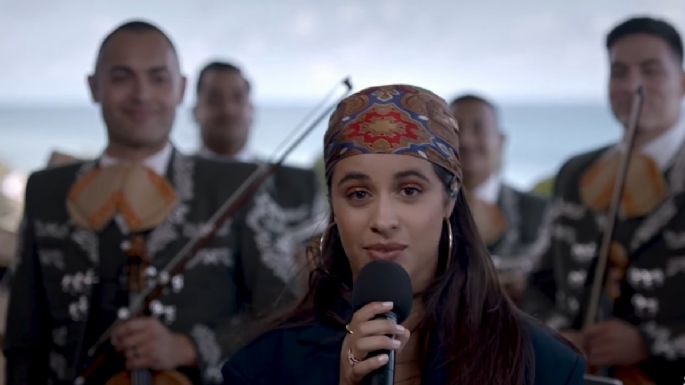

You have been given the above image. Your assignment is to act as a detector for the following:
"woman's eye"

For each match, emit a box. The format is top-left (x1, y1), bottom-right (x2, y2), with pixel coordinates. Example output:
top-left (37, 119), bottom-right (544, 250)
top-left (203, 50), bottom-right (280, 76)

top-left (348, 190), bottom-right (369, 200)
top-left (400, 186), bottom-right (421, 196)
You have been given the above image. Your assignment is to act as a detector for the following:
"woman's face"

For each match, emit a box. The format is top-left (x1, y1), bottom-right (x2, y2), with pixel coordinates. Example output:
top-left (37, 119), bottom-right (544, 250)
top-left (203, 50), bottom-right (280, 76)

top-left (330, 154), bottom-right (455, 293)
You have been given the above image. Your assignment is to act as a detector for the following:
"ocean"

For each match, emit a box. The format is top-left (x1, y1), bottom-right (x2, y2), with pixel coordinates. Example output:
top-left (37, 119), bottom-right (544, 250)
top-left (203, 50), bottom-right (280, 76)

top-left (0, 103), bottom-right (621, 190)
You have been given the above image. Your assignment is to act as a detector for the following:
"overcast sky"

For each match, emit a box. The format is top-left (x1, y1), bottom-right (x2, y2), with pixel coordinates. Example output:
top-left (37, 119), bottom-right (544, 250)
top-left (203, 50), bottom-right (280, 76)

top-left (1, 0), bottom-right (684, 105)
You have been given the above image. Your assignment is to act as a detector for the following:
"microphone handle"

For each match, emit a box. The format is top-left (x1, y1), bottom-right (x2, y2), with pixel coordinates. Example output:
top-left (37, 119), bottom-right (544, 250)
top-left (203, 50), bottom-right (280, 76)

top-left (362, 312), bottom-right (397, 385)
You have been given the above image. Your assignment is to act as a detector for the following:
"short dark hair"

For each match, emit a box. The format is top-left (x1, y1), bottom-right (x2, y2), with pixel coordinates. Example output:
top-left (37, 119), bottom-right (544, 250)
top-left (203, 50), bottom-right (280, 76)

top-left (606, 16), bottom-right (683, 65)
top-left (449, 94), bottom-right (500, 124)
top-left (196, 61), bottom-right (251, 95)
top-left (450, 94), bottom-right (497, 111)
top-left (94, 20), bottom-right (180, 73)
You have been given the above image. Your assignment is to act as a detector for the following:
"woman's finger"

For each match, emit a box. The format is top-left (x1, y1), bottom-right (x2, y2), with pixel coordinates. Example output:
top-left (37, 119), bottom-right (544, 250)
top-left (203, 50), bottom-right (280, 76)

top-left (349, 301), bottom-right (394, 328)
top-left (357, 319), bottom-right (406, 338)
top-left (350, 354), bottom-right (390, 382)
top-left (354, 335), bottom-right (401, 354)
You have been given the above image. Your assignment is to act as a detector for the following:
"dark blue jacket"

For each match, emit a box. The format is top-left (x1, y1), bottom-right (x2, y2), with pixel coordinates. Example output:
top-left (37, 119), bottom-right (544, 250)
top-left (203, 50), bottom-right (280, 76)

top-left (222, 316), bottom-right (585, 384)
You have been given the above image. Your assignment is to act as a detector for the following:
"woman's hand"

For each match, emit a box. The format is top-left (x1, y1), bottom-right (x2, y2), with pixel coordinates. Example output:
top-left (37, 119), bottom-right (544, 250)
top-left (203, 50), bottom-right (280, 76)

top-left (339, 301), bottom-right (411, 385)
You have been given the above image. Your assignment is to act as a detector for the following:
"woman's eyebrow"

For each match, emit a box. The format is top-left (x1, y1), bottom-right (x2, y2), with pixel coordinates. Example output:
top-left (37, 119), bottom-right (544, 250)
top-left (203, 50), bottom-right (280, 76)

top-left (337, 172), bottom-right (369, 187)
top-left (394, 170), bottom-right (430, 182)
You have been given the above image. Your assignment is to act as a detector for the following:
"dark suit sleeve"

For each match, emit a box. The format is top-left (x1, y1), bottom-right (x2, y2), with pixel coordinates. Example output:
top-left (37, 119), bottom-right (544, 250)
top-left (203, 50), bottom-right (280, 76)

top-left (182, 214), bottom-right (256, 384)
top-left (523, 241), bottom-right (564, 324)
top-left (522, 204), bottom-right (565, 326)
top-left (3, 175), bottom-right (51, 384)
top-left (189, 168), bottom-right (325, 383)
top-left (522, 166), bottom-right (573, 329)
top-left (518, 191), bottom-right (548, 245)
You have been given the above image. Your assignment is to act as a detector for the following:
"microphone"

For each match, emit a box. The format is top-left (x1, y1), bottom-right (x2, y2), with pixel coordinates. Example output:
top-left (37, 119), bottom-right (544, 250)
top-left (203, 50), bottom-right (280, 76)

top-left (352, 260), bottom-right (413, 385)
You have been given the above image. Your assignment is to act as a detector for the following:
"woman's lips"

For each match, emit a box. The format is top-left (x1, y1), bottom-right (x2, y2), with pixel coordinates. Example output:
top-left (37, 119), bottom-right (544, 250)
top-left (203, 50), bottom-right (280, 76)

top-left (363, 243), bottom-right (407, 261)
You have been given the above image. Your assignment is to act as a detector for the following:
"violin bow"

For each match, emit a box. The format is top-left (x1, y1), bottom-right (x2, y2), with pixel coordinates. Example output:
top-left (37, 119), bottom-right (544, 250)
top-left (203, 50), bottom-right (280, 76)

top-left (74, 77), bottom-right (353, 384)
top-left (583, 86), bottom-right (644, 328)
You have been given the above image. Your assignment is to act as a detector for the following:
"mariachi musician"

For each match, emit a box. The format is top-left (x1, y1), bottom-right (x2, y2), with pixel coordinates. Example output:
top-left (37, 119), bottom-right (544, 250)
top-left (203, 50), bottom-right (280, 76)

top-left (3, 21), bottom-right (323, 385)
top-left (450, 94), bottom-right (547, 302)
top-left (525, 16), bottom-right (685, 384)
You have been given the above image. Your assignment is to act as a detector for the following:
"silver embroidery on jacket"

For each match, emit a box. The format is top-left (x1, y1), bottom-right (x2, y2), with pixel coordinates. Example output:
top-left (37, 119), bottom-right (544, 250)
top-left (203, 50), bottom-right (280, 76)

top-left (666, 256), bottom-right (685, 277)
top-left (642, 321), bottom-right (685, 360)
top-left (631, 200), bottom-right (678, 252)
top-left (627, 267), bottom-right (665, 290)
top-left (570, 242), bottom-right (596, 264)
top-left (61, 269), bottom-right (98, 295)
top-left (52, 326), bottom-right (68, 347)
top-left (631, 293), bottom-right (659, 318)
top-left (567, 270), bottom-right (587, 289)
top-left (190, 324), bottom-right (223, 383)
top-left (38, 249), bottom-right (66, 270)
top-left (35, 220), bottom-right (70, 239)
top-left (556, 199), bottom-right (587, 220)
top-left (187, 248), bottom-right (233, 269)
top-left (71, 229), bottom-right (99, 265)
top-left (49, 351), bottom-right (67, 380)
top-left (246, 191), bottom-right (319, 284)
top-left (67, 295), bottom-right (89, 322)
top-left (664, 230), bottom-right (685, 250)
top-left (552, 223), bottom-right (578, 245)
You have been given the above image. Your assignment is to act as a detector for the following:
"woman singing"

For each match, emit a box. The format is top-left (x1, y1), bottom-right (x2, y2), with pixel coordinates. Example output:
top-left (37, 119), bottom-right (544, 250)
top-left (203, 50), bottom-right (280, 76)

top-left (222, 84), bottom-right (584, 385)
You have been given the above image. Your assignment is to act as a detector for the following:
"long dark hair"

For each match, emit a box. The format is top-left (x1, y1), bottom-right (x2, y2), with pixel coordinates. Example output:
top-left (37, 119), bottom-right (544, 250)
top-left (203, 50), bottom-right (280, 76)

top-left (282, 164), bottom-right (534, 385)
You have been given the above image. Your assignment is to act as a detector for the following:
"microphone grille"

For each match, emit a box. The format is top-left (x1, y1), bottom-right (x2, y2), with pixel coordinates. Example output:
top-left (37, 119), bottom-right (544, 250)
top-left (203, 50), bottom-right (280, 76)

top-left (351, 260), bottom-right (413, 323)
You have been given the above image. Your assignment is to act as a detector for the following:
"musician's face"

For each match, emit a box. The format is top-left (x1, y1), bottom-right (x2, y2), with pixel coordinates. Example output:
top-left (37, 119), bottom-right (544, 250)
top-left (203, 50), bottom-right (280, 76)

top-left (608, 33), bottom-right (685, 140)
top-left (89, 30), bottom-right (186, 152)
top-left (330, 154), bottom-right (455, 294)
top-left (193, 69), bottom-right (253, 155)
top-left (451, 100), bottom-right (503, 188)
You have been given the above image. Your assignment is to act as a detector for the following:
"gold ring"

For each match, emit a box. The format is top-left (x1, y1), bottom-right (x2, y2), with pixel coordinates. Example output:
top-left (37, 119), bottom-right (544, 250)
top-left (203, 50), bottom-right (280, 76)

top-left (345, 323), bottom-right (355, 335)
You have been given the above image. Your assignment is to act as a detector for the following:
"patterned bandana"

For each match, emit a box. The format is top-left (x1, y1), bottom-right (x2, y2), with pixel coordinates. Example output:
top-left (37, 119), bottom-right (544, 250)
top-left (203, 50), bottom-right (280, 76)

top-left (324, 84), bottom-right (462, 190)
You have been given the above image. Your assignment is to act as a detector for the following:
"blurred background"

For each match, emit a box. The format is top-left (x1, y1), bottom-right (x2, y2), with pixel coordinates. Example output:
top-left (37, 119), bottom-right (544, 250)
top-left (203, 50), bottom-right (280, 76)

top-left (1, 0), bottom-right (684, 213)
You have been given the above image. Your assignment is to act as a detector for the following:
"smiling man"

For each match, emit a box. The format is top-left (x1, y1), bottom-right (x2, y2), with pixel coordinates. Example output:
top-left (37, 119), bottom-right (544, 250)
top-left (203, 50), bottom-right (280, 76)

top-left (3, 21), bottom-right (318, 385)
top-left (525, 16), bottom-right (685, 384)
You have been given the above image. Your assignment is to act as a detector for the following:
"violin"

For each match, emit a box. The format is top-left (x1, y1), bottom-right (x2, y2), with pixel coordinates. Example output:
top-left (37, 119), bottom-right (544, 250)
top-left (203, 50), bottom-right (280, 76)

top-left (74, 77), bottom-right (353, 385)
top-left (105, 235), bottom-right (192, 385)
top-left (582, 87), bottom-right (654, 385)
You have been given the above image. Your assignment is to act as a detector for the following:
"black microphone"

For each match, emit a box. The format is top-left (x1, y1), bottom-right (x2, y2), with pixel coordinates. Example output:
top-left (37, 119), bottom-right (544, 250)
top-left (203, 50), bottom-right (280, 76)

top-left (352, 260), bottom-right (413, 385)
